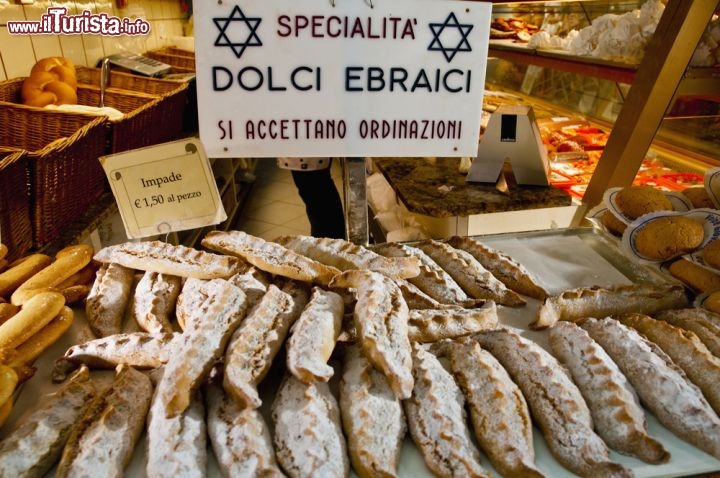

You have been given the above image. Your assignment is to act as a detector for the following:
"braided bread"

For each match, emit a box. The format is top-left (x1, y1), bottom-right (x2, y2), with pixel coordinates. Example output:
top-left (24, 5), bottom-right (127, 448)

top-left (21, 57), bottom-right (78, 107)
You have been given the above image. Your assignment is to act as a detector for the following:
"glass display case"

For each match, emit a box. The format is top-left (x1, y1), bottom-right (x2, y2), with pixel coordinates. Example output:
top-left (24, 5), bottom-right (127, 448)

top-left (482, 0), bottom-right (720, 204)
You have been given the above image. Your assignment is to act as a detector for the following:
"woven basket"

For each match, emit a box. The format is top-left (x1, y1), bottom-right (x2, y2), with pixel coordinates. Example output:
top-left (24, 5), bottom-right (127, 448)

top-left (0, 104), bottom-right (108, 248)
top-left (0, 78), bottom-right (179, 153)
top-left (0, 147), bottom-right (32, 260)
top-left (157, 46), bottom-right (195, 58)
top-left (75, 66), bottom-right (189, 142)
top-left (145, 49), bottom-right (196, 71)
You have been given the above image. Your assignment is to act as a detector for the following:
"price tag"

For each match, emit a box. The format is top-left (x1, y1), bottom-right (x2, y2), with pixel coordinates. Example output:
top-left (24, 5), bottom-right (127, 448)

top-left (100, 139), bottom-right (226, 239)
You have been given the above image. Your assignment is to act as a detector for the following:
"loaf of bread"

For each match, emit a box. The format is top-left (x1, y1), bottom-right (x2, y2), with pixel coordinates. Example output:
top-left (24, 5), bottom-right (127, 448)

top-left (21, 57), bottom-right (77, 107)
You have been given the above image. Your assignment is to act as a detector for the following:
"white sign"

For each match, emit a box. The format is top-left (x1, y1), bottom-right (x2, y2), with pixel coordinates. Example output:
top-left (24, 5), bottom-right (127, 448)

top-left (100, 139), bottom-right (226, 239)
top-left (194, 0), bottom-right (491, 158)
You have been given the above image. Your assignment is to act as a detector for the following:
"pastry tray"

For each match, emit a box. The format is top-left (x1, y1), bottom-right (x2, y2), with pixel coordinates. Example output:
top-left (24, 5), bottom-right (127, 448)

top-left (3, 227), bottom-right (720, 478)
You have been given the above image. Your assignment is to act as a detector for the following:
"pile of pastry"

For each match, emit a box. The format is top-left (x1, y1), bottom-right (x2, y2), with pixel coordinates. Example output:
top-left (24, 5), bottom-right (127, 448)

top-left (490, 17), bottom-right (540, 42)
top-left (0, 230), bottom-right (718, 478)
top-left (594, 182), bottom-right (720, 313)
top-left (0, 243), bottom-right (96, 425)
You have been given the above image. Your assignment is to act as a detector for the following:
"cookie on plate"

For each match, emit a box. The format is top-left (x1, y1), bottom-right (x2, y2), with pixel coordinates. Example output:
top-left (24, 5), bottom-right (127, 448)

top-left (635, 216), bottom-right (704, 261)
top-left (616, 186), bottom-right (673, 220)
top-left (682, 186), bottom-right (715, 209)
top-left (702, 240), bottom-right (720, 270)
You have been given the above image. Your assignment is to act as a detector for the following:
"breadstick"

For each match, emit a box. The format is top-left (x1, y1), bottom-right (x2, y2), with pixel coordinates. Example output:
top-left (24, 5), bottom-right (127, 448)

top-left (0, 253), bottom-right (52, 298)
top-left (0, 291), bottom-right (65, 349)
top-left (60, 284), bottom-right (90, 305)
top-left (0, 244), bottom-right (7, 262)
top-left (0, 303), bottom-right (18, 325)
top-left (8, 306), bottom-right (73, 368)
top-left (0, 364), bottom-right (18, 409)
top-left (11, 245), bottom-right (93, 305)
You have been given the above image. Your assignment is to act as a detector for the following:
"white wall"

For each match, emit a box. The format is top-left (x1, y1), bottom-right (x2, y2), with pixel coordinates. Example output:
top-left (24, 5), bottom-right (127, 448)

top-left (0, 0), bottom-right (189, 80)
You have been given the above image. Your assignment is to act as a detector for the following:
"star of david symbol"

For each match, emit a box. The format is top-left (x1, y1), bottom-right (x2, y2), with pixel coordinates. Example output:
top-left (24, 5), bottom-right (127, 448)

top-left (213, 5), bottom-right (262, 59)
top-left (428, 12), bottom-right (473, 63)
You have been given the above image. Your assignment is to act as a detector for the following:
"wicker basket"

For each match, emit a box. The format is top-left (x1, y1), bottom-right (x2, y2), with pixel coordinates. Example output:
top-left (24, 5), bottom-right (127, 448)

top-left (0, 147), bottom-right (32, 260)
top-left (75, 66), bottom-right (189, 142)
top-left (0, 104), bottom-right (108, 249)
top-left (0, 78), bottom-right (181, 153)
top-left (156, 46), bottom-right (195, 58)
top-left (145, 49), bottom-right (196, 71)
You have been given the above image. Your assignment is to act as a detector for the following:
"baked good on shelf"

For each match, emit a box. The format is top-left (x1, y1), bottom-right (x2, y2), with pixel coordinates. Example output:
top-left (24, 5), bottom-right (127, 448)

top-left (417, 240), bottom-right (526, 307)
top-left (443, 338), bottom-right (544, 478)
top-left (447, 235), bottom-right (548, 300)
top-left (146, 370), bottom-right (206, 478)
top-left (156, 279), bottom-right (248, 418)
top-left (54, 365), bottom-right (153, 478)
top-left (329, 270), bottom-right (414, 400)
top-left (581, 317), bottom-right (720, 460)
top-left (407, 301), bottom-right (498, 343)
top-left (373, 242), bottom-right (475, 307)
top-left (275, 234), bottom-right (420, 280)
top-left (85, 262), bottom-right (136, 338)
top-left (21, 57), bottom-right (78, 107)
top-left (702, 239), bottom-right (720, 270)
top-left (548, 321), bottom-right (669, 464)
top-left (633, 215), bottom-right (704, 261)
top-left (667, 258), bottom-right (720, 293)
top-left (600, 209), bottom-right (629, 235)
top-left (682, 186), bottom-right (715, 208)
top-left (654, 309), bottom-right (720, 357)
top-left (285, 287), bottom-right (344, 384)
top-left (339, 344), bottom-right (406, 478)
top-left (271, 374), bottom-right (349, 477)
top-left (206, 381), bottom-right (283, 477)
top-left (705, 291), bottom-right (720, 314)
top-left (615, 185), bottom-right (673, 220)
top-left (62, 331), bottom-right (177, 370)
top-left (131, 271), bottom-right (181, 334)
top-left (201, 230), bottom-right (340, 286)
top-left (473, 328), bottom-right (631, 477)
top-left (223, 282), bottom-right (307, 409)
top-left (404, 342), bottom-right (490, 478)
top-left (0, 366), bottom-right (96, 478)
top-left (618, 313), bottom-right (720, 415)
top-left (94, 240), bottom-right (240, 280)
top-left (531, 282), bottom-right (689, 329)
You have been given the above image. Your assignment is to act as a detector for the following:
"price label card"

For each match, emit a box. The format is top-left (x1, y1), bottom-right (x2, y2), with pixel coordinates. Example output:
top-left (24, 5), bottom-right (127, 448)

top-left (100, 139), bottom-right (226, 239)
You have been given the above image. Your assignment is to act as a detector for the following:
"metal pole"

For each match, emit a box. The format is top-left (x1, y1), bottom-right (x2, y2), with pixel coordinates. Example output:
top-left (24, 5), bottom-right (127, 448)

top-left (343, 157), bottom-right (369, 245)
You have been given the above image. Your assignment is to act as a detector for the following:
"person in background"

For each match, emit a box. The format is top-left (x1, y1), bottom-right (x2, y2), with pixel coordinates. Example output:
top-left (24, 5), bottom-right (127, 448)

top-left (277, 157), bottom-right (346, 239)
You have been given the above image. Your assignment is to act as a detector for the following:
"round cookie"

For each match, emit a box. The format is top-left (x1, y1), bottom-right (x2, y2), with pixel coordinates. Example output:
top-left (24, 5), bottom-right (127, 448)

top-left (682, 186), bottom-right (715, 209)
top-left (702, 239), bottom-right (720, 270)
top-left (668, 258), bottom-right (720, 293)
top-left (704, 291), bottom-right (720, 314)
top-left (615, 186), bottom-right (673, 220)
top-left (634, 215), bottom-right (704, 261)
top-left (600, 210), bottom-right (627, 236)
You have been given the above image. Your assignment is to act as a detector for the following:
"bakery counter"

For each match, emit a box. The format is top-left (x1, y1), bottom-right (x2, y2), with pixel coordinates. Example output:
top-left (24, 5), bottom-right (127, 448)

top-left (3, 228), bottom-right (720, 478)
top-left (373, 157), bottom-right (582, 238)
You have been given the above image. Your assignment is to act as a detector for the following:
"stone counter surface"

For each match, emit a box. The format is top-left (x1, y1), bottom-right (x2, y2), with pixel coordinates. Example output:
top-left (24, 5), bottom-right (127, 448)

top-left (374, 157), bottom-right (573, 218)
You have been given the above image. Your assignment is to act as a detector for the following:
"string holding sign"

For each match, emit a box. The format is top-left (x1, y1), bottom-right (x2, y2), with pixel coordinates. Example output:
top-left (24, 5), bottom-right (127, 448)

top-left (330, 0), bottom-right (375, 9)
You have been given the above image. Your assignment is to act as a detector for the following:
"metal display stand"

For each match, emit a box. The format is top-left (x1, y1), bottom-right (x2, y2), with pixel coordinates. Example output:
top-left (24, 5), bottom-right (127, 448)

top-left (342, 157), bottom-right (370, 245)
